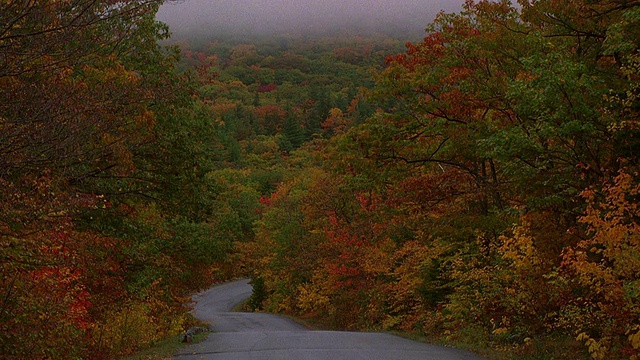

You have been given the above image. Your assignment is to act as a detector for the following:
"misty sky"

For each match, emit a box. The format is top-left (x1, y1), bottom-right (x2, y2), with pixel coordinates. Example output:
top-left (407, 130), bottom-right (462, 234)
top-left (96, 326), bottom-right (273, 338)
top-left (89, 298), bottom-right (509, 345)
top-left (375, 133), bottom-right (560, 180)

top-left (157, 0), bottom-right (466, 38)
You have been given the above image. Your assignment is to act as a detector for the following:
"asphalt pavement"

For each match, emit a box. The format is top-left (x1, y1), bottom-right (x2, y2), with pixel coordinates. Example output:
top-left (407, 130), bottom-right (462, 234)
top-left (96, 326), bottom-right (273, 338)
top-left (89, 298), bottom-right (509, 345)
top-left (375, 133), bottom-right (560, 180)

top-left (174, 279), bottom-right (484, 360)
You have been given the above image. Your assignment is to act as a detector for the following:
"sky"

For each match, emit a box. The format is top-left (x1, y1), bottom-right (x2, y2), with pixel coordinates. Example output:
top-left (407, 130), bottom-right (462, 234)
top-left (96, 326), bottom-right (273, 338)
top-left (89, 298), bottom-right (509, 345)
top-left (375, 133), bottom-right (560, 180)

top-left (156, 0), bottom-right (466, 39)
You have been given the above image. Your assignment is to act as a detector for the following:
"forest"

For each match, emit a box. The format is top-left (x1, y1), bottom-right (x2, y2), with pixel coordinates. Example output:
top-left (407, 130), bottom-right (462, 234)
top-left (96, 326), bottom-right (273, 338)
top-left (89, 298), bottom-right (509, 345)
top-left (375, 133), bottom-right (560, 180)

top-left (1, 0), bottom-right (639, 359)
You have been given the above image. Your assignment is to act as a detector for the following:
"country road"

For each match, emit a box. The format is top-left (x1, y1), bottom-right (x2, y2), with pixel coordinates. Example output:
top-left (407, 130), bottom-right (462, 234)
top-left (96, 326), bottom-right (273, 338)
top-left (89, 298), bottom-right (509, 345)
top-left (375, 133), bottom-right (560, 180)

top-left (174, 279), bottom-right (484, 360)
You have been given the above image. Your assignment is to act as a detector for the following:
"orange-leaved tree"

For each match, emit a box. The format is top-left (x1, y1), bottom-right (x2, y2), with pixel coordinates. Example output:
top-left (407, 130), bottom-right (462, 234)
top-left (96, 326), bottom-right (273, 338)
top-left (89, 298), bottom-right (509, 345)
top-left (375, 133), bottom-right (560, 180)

top-left (0, 1), bottom-right (222, 358)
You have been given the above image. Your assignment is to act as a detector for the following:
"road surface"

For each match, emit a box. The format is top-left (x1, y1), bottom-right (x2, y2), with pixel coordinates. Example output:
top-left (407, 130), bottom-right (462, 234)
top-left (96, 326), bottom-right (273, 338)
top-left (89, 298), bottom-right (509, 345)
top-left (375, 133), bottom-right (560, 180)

top-left (174, 279), bottom-right (484, 360)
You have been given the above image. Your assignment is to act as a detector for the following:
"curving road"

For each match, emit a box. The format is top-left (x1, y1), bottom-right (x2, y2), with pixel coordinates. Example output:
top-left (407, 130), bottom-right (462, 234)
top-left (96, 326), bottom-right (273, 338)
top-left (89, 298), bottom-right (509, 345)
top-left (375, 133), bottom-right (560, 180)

top-left (174, 279), bottom-right (484, 360)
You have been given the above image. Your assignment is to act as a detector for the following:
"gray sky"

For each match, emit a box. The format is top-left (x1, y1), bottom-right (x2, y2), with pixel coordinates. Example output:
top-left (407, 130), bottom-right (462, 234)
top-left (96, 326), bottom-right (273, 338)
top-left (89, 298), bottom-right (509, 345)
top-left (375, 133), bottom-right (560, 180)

top-left (157, 0), bottom-right (466, 38)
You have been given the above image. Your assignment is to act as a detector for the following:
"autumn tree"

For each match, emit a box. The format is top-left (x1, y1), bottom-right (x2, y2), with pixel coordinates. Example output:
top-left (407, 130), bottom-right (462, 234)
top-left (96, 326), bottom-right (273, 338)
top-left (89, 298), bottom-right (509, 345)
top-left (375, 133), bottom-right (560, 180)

top-left (241, 1), bottom-right (640, 358)
top-left (0, 1), bottom-right (223, 358)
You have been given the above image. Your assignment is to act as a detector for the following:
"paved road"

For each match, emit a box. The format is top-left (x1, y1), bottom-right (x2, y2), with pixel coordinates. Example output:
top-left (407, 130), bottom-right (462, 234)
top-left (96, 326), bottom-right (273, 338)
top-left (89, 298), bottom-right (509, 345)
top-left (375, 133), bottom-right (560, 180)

top-left (174, 279), bottom-right (484, 360)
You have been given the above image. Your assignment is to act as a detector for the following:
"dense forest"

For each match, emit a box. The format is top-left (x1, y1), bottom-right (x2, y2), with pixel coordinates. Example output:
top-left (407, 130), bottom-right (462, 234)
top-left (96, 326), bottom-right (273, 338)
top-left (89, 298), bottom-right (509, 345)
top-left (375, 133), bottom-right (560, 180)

top-left (1, 0), bottom-right (640, 359)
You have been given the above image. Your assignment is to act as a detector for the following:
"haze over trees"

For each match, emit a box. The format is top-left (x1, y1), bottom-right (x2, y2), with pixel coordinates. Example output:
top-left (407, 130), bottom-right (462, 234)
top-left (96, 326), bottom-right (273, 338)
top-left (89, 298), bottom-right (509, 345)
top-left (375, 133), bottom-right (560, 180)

top-left (156, 0), bottom-right (464, 39)
top-left (1, 0), bottom-right (640, 359)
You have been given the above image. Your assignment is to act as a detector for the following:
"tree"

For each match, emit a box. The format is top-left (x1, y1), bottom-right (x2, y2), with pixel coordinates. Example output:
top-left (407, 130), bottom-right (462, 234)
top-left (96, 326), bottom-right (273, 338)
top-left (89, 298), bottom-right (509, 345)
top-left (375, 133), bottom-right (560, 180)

top-left (0, 1), bottom-right (213, 358)
top-left (240, 1), bottom-right (640, 357)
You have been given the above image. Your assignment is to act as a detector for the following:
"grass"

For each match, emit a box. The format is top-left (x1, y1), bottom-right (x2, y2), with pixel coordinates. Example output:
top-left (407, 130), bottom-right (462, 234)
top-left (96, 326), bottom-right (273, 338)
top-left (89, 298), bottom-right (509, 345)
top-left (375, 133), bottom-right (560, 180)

top-left (124, 313), bottom-right (211, 360)
top-left (123, 331), bottom-right (210, 360)
top-left (231, 298), bottom-right (249, 312)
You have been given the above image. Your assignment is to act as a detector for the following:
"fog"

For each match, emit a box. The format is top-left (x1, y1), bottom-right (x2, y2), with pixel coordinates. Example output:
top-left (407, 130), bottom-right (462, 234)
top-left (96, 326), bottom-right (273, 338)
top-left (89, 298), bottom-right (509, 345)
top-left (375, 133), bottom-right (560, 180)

top-left (157, 0), bottom-right (465, 39)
